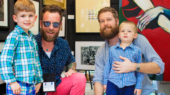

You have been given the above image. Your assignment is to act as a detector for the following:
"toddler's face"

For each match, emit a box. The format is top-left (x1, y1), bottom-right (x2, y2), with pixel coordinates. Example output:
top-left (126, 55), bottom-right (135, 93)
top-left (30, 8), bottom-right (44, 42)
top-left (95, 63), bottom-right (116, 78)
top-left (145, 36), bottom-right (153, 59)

top-left (119, 23), bottom-right (137, 43)
top-left (13, 11), bottom-right (37, 33)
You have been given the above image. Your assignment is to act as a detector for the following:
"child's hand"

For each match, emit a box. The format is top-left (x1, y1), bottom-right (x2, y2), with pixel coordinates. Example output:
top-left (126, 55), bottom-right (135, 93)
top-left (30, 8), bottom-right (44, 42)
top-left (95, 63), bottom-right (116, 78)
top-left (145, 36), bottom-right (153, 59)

top-left (10, 82), bottom-right (21, 94)
top-left (103, 85), bottom-right (107, 91)
top-left (134, 89), bottom-right (142, 95)
top-left (35, 83), bottom-right (41, 93)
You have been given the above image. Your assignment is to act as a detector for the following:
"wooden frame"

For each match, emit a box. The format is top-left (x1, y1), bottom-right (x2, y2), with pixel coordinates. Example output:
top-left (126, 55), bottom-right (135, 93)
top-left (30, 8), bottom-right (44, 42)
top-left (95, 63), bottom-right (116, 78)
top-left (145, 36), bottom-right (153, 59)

top-left (75, 41), bottom-right (104, 70)
top-left (0, 0), bottom-right (9, 28)
top-left (43, 0), bottom-right (66, 9)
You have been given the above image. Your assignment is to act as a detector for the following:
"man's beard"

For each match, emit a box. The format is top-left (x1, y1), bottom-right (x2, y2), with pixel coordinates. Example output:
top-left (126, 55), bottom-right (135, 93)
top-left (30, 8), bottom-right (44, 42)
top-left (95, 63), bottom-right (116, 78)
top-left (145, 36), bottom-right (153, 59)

top-left (41, 28), bottom-right (59, 42)
top-left (100, 25), bottom-right (119, 39)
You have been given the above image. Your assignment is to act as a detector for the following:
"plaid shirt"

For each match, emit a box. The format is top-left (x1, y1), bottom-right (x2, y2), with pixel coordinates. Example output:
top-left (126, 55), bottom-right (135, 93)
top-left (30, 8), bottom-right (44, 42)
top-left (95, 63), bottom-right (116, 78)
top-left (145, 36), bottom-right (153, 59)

top-left (0, 25), bottom-right (43, 84)
top-left (103, 42), bottom-right (144, 89)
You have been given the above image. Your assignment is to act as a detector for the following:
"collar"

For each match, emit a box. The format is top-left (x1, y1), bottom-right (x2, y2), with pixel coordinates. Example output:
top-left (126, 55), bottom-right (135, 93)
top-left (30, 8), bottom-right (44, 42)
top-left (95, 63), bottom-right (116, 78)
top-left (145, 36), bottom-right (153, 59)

top-left (37, 32), bottom-right (59, 52)
top-left (115, 42), bottom-right (134, 50)
top-left (15, 25), bottom-right (33, 37)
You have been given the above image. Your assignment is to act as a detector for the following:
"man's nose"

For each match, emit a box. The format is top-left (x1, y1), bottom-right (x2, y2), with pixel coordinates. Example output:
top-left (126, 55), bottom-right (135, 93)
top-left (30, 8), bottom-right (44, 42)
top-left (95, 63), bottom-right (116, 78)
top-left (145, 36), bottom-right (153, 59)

top-left (49, 23), bottom-right (54, 30)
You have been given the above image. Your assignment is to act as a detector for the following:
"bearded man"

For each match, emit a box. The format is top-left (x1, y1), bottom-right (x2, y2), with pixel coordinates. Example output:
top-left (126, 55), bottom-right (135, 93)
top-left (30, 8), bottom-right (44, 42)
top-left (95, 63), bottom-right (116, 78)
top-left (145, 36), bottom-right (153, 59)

top-left (35, 5), bottom-right (86, 95)
top-left (93, 7), bottom-right (164, 95)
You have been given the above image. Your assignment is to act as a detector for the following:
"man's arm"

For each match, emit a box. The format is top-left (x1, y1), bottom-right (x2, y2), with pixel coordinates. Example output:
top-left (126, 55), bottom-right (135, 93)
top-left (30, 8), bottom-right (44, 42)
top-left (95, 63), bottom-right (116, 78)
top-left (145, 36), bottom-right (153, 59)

top-left (65, 62), bottom-right (76, 77)
top-left (113, 34), bottom-right (164, 74)
top-left (94, 82), bottom-right (104, 95)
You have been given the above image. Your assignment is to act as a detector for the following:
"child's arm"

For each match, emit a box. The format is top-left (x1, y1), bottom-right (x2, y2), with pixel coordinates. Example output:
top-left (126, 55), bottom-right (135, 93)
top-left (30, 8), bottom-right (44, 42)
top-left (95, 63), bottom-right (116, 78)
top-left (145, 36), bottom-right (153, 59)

top-left (0, 32), bottom-right (18, 83)
top-left (34, 42), bottom-right (43, 84)
top-left (135, 49), bottom-right (144, 94)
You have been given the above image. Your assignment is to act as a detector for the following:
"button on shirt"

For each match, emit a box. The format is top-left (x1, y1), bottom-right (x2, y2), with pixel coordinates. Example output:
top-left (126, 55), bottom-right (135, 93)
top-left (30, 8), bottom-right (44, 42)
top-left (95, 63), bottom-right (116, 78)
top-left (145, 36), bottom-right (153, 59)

top-left (34, 33), bottom-right (75, 87)
top-left (0, 25), bottom-right (43, 84)
top-left (93, 34), bottom-right (165, 95)
top-left (103, 43), bottom-right (144, 89)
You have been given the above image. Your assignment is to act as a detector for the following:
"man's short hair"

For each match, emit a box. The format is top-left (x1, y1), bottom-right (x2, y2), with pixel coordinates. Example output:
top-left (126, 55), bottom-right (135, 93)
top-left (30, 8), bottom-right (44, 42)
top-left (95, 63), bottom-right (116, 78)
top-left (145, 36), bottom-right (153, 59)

top-left (14, 0), bottom-right (35, 15)
top-left (40, 5), bottom-right (63, 23)
top-left (120, 21), bottom-right (138, 33)
top-left (98, 7), bottom-right (118, 22)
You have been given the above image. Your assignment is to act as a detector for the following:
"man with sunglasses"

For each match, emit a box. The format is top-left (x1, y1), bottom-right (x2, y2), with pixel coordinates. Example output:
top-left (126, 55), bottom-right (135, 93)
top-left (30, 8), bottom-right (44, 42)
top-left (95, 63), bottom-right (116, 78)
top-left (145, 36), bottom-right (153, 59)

top-left (35, 5), bottom-right (86, 95)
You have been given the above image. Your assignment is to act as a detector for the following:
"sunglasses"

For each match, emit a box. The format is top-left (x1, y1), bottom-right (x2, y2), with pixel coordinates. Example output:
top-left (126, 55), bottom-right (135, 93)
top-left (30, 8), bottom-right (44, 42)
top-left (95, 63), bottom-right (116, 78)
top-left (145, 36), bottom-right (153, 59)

top-left (42, 21), bottom-right (60, 28)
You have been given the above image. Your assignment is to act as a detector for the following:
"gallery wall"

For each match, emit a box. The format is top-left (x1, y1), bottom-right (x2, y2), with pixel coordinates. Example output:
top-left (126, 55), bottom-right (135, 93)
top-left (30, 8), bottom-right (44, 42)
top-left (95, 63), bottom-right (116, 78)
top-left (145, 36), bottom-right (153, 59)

top-left (0, 0), bottom-right (119, 51)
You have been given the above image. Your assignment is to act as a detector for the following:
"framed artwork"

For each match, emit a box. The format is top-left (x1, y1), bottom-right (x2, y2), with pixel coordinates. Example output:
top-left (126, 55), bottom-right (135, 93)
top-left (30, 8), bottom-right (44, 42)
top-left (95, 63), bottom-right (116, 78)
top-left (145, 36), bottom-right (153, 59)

top-left (0, 0), bottom-right (8, 28)
top-left (59, 16), bottom-right (65, 37)
top-left (75, 41), bottom-right (104, 70)
top-left (0, 42), bottom-right (4, 52)
top-left (43, 0), bottom-right (66, 9)
top-left (75, 0), bottom-right (110, 33)
top-left (30, 0), bottom-right (39, 35)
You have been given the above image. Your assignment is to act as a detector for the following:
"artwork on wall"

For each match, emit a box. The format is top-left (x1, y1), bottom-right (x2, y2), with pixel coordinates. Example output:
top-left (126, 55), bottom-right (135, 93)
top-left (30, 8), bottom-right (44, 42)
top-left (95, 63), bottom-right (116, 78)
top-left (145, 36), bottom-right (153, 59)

top-left (75, 41), bottom-right (104, 70)
top-left (30, 0), bottom-right (39, 35)
top-left (0, 0), bottom-right (8, 28)
top-left (43, 0), bottom-right (66, 9)
top-left (75, 0), bottom-right (110, 33)
top-left (59, 16), bottom-right (65, 37)
top-left (119, 0), bottom-right (170, 81)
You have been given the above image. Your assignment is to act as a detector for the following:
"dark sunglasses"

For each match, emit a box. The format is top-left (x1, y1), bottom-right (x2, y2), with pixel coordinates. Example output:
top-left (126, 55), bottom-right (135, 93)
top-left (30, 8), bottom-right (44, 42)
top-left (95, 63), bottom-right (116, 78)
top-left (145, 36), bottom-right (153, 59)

top-left (42, 21), bottom-right (60, 28)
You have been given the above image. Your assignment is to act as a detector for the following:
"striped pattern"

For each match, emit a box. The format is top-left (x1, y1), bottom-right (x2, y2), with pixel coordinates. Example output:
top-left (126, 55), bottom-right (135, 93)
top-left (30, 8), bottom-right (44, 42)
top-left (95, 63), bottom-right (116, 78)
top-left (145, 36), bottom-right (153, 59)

top-left (0, 25), bottom-right (43, 84)
top-left (6, 81), bottom-right (35, 95)
top-left (103, 42), bottom-right (144, 89)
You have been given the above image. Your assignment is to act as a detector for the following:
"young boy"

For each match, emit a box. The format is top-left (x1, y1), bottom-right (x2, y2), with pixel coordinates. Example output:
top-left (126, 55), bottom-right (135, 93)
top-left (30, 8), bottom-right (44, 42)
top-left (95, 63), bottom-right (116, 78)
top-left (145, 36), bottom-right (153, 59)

top-left (103, 21), bottom-right (144, 95)
top-left (0, 0), bottom-right (43, 94)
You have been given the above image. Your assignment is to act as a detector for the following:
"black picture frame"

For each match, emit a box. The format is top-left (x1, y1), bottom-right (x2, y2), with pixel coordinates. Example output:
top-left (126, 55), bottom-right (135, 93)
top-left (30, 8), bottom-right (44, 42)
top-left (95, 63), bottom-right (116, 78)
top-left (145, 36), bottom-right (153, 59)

top-left (0, 0), bottom-right (9, 29)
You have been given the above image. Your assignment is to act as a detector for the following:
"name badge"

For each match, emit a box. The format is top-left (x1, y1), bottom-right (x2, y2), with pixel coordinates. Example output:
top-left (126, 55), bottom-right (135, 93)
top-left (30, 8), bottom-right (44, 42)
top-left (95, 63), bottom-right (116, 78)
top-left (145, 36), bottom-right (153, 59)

top-left (43, 82), bottom-right (55, 92)
top-left (43, 73), bottom-right (56, 92)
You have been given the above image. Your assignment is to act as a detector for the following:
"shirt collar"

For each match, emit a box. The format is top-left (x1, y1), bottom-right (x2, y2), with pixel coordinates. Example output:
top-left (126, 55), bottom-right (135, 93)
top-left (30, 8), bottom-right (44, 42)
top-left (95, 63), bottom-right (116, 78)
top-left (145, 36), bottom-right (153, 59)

top-left (115, 42), bottom-right (134, 50)
top-left (37, 32), bottom-right (59, 51)
top-left (15, 25), bottom-right (33, 37)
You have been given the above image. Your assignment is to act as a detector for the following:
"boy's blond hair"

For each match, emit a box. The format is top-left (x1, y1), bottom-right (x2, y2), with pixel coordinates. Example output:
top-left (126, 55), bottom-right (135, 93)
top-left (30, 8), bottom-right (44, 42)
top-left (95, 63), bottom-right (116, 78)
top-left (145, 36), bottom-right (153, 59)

top-left (120, 21), bottom-right (138, 33)
top-left (14, 0), bottom-right (35, 15)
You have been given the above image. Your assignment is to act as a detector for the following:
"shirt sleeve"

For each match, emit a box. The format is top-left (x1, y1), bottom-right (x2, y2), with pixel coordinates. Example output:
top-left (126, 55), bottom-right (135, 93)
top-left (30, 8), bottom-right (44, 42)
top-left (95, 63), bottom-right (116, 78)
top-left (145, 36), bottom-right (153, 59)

top-left (103, 50), bottom-right (112, 85)
top-left (135, 49), bottom-right (144, 89)
top-left (93, 45), bottom-right (105, 84)
top-left (34, 39), bottom-right (43, 84)
top-left (0, 32), bottom-right (18, 83)
top-left (134, 34), bottom-right (164, 75)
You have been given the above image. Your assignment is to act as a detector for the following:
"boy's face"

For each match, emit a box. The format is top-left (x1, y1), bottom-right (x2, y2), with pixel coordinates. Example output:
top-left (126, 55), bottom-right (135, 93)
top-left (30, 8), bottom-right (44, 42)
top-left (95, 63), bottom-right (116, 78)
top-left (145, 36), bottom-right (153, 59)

top-left (13, 11), bottom-right (37, 33)
top-left (119, 23), bottom-right (138, 43)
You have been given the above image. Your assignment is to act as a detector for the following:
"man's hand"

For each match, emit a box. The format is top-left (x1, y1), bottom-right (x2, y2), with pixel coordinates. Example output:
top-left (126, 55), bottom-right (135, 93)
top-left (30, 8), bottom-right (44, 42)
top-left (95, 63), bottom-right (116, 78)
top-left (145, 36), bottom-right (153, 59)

top-left (65, 69), bottom-right (76, 77)
top-left (113, 56), bottom-right (137, 73)
top-left (35, 83), bottom-right (41, 93)
top-left (103, 85), bottom-right (107, 91)
top-left (134, 89), bottom-right (142, 95)
top-left (10, 82), bottom-right (21, 94)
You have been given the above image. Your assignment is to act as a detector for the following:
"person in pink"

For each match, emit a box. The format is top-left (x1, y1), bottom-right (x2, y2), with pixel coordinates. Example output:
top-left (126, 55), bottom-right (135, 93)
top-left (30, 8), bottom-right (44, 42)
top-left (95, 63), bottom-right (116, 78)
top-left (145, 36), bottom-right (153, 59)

top-left (35, 5), bottom-right (86, 95)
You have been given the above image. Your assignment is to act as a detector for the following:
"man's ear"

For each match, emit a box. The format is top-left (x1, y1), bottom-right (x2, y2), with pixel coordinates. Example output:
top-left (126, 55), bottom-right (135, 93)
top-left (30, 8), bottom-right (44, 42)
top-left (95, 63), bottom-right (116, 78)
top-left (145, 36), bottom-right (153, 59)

top-left (40, 20), bottom-right (42, 28)
top-left (134, 33), bottom-right (138, 39)
top-left (13, 15), bottom-right (17, 23)
top-left (116, 18), bottom-right (119, 25)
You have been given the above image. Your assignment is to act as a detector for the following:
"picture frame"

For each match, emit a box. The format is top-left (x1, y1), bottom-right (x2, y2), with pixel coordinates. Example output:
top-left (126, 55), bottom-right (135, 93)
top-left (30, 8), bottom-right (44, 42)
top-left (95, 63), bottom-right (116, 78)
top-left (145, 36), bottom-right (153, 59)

top-left (75, 0), bottom-right (110, 33)
top-left (75, 41), bottom-right (104, 70)
top-left (59, 16), bottom-right (65, 37)
top-left (0, 0), bottom-right (9, 28)
top-left (30, 0), bottom-right (39, 35)
top-left (43, 0), bottom-right (66, 9)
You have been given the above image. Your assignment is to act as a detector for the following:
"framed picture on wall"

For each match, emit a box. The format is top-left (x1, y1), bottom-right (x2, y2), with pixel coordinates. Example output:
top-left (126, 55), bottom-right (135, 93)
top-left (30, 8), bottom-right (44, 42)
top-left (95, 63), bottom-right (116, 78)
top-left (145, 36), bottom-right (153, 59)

top-left (75, 0), bottom-right (110, 33)
top-left (0, 0), bottom-right (9, 28)
top-left (75, 41), bottom-right (104, 70)
top-left (59, 16), bottom-right (65, 37)
top-left (43, 0), bottom-right (66, 9)
top-left (30, 0), bottom-right (39, 35)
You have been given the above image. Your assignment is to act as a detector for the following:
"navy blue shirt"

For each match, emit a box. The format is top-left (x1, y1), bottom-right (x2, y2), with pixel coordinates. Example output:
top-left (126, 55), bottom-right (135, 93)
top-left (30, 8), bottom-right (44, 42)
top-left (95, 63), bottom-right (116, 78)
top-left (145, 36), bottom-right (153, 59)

top-left (34, 33), bottom-right (75, 87)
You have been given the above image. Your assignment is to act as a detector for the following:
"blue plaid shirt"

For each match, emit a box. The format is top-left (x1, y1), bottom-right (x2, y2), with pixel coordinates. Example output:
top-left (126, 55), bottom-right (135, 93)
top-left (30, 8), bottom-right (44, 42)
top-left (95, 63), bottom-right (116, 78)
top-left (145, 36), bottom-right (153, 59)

top-left (0, 25), bottom-right (43, 84)
top-left (103, 42), bottom-right (144, 89)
